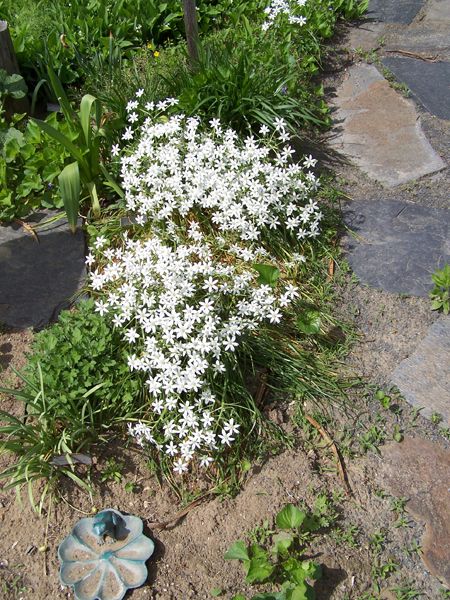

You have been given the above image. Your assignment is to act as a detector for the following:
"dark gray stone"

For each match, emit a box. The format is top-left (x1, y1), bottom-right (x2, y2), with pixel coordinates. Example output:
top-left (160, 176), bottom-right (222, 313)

top-left (391, 316), bottom-right (450, 423)
top-left (343, 199), bottom-right (450, 297)
top-left (382, 57), bottom-right (450, 120)
top-left (0, 212), bottom-right (86, 329)
top-left (368, 0), bottom-right (424, 24)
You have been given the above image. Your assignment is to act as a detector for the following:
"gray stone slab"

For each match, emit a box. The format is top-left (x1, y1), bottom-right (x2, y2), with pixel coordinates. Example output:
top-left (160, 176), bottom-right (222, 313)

top-left (384, 27), bottom-right (450, 61)
top-left (368, 0), bottom-right (424, 23)
top-left (343, 199), bottom-right (450, 297)
top-left (0, 212), bottom-right (86, 329)
top-left (346, 22), bottom-right (386, 52)
top-left (329, 64), bottom-right (445, 186)
top-left (391, 317), bottom-right (450, 423)
top-left (382, 57), bottom-right (450, 120)
top-left (423, 0), bottom-right (450, 23)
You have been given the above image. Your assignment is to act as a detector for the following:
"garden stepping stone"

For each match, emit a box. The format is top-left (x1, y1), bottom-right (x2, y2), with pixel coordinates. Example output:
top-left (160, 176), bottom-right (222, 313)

top-left (343, 199), bottom-right (450, 297)
top-left (382, 57), bottom-right (450, 121)
top-left (0, 212), bottom-right (86, 330)
top-left (391, 316), bottom-right (450, 423)
top-left (367, 0), bottom-right (424, 24)
top-left (329, 63), bottom-right (445, 186)
top-left (379, 437), bottom-right (450, 586)
top-left (422, 0), bottom-right (450, 24)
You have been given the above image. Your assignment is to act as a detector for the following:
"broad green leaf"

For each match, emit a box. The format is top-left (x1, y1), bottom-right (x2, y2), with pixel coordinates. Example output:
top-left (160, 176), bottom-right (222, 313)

top-left (58, 162), bottom-right (80, 233)
top-left (210, 588), bottom-right (222, 597)
top-left (289, 582), bottom-right (314, 600)
top-left (32, 118), bottom-right (85, 164)
top-left (296, 311), bottom-right (321, 335)
top-left (272, 531), bottom-right (293, 555)
top-left (47, 66), bottom-right (77, 122)
top-left (300, 560), bottom-right (321, 580)
top-left (276, 505), bottom-right (306, 530)
top-left (253, 263), bottom-right (280, 286)
top-left (245, 556), bottom-right (274, 584)
top-left (79, 94), bottom-right (99, 147)
top-left (224, 541), bottom-right (249, 562)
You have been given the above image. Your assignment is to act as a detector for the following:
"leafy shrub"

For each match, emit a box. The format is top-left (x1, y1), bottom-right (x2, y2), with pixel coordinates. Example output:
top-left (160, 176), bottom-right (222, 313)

top-left (225, 504), bottom-right (323, 599)
top-left (0, 366), bottom-right (100, 512)
top-left (163, 25), bottom-right (330, 134)
top-left (0, 113), bottom-right (68, 222)
top-left (3, 0), bottom-right (266, 92)
top-left (430, 264), bottom-right (450, 315)
top-left (27, 299), bottom-right (145, 421)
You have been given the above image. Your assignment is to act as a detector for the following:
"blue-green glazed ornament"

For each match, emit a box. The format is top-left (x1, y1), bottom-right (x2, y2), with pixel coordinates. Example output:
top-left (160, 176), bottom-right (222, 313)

top-left (58, 508), bottom-right (155, 600)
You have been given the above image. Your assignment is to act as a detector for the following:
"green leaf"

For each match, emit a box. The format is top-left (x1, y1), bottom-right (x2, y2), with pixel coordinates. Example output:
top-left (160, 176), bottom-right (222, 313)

top-left (224, 541), bottom-right (249, 562)
top-left (289, 582), bottom-right (314, 600)
top-left (231, 595), bottom-right (247, 600)
top-left (296, 311), bottom-right (321, 335)
top-left (272, 531), bottom-right (293, 555)
top-left (276, 505), bottom-right (306, 530)
top-left (58, 162), bottom-right (80, 233)
top-left (32, 118), bottom-right (85, 165)
top-left (253, 263), bottom-right (280, 286)
top-left (245, 555), bottom-right (274, 584)
top-left (79, 94), bottom-right (99, 148)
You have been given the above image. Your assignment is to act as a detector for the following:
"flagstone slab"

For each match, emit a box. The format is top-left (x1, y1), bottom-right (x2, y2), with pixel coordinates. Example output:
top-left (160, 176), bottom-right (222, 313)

top-left (379, 438), bottom-right (450, 586)
top-left (343, 199), bottom-right (450, 297)
top-left (367, 0), bottom-right (424, 24)
top-left (330, 64), bottom-right (445, 186)
top-left (346, 22), bottom-right (386, 52)
top-left (384, 28), bottom-right (450, 61)
top-left (391, 316), bottom-right (450, 423)
top-left (422, 0), bottom-right (450, 23)
top-left (382, 57), bottom-right (450, 120)
top-left (0, 213), bottom-right (86, 329)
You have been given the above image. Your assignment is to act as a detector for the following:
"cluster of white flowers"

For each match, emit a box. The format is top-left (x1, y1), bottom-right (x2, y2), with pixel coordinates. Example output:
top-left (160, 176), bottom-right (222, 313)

top-left (89, 97), bottom-right (321, 475)
top-left (262, 0), bottom-right (308, 30)
top-left (120, 110), bottom-right (320, 243)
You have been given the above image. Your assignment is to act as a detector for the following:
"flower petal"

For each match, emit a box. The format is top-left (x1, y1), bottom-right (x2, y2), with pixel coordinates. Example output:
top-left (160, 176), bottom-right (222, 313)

top-left (113, 534), bottom-right (154, 562)
top-left (58, 534), bottom-right (97, 563)
top-left (110, 555), bottom-right (150, 588)
top-left (60, 559), bottom-right (99, 588)
top-left (72, 562), bottom-right (106, 600)
top-left (97, 561), bottom-right (127, 600)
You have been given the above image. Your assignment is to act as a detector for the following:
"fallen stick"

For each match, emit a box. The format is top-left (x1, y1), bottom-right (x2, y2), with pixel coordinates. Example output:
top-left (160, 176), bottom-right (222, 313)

top-left (304, 414), bottom-right (352, 496)
top-left (385, 50), bottom-right (440, 62)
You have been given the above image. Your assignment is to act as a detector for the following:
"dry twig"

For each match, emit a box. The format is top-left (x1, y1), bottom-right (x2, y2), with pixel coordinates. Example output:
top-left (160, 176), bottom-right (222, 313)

top-left (304, 414), bottom-right (352, 496)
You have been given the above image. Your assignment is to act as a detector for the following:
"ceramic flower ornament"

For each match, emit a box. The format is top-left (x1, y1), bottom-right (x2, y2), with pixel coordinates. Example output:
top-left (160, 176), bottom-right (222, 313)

top-left (58, 508), bottom-right (155, 600)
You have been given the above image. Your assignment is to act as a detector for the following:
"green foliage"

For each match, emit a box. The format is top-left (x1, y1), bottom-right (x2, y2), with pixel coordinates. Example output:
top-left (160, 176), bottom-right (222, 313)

top-left (3, 0), bottom-right (265, 93)
top-left (100, 458), bottom-right (124, 483)
top-left (225, 504), bottom-right (322, 600)
top-left (429, 264), bottom-right (450, 315)
top-left (27, 299), bottom-right (144, 421)
top-left (0, 365), bottom-right (97, 512)
top-left (0, 112), bottom-right (68, 222)
top-left (33, 68), bottom-right (123, 227)
top-left (0, 69), bottom-right (27, 102)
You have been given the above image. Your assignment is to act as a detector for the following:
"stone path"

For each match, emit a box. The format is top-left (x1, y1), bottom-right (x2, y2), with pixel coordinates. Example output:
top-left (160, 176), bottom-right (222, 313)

top-left (343, 199), bottom-right (450, 297)
top-left (379, 438), bottom-right (450, 587)
top-left (0, 212), bottom-right (86, 329)
top-left (333, 0), bottom-right (450, 587)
